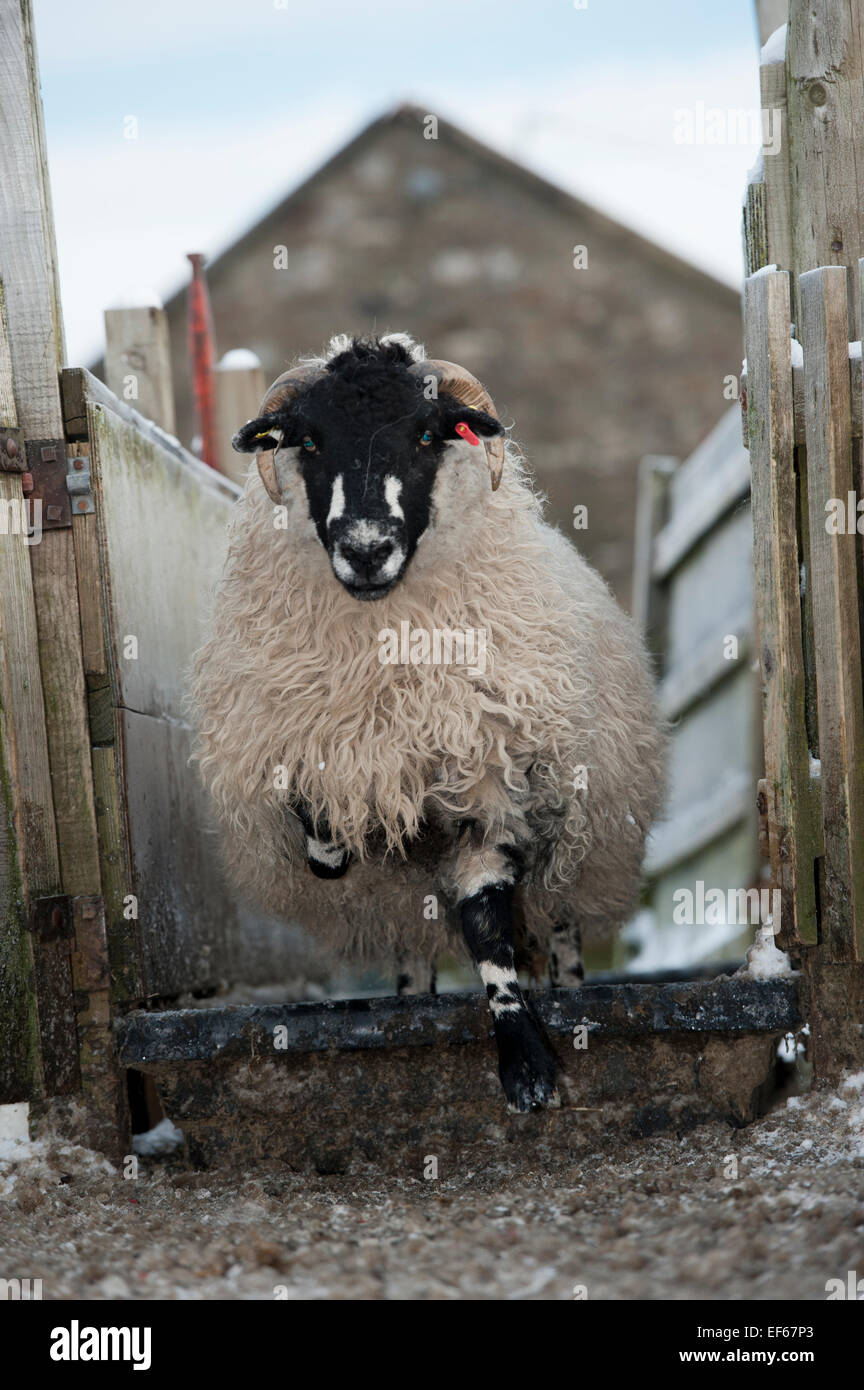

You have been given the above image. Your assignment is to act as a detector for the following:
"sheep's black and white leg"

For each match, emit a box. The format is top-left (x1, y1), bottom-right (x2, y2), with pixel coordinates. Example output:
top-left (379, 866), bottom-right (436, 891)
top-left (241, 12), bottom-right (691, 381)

top-left (290, 803), bottom-right (351, 879)
top-left (455, 843), bottom-right (559, 1113)
top-left (395, 955), bottom-right (437, 995)
top-left (549, 913), bottom-right (584, 987)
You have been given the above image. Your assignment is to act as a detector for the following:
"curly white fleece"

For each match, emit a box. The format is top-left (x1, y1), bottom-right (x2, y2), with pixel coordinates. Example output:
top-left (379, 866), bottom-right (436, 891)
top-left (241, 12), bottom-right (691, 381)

top-left (190, 338), bottom-right (665, 969)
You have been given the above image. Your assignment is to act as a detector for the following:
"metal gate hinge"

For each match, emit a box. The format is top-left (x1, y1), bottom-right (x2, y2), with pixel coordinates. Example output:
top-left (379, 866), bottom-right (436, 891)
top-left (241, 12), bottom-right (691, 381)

top-left (66, 455), bottom-right (95, 515)
top-left (24, 438), bottom-right (71, 527)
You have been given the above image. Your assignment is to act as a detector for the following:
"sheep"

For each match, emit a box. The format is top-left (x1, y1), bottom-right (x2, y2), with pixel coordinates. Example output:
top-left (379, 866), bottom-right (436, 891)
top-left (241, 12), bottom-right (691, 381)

top-left (191, 333), bottom-right (665, 1112)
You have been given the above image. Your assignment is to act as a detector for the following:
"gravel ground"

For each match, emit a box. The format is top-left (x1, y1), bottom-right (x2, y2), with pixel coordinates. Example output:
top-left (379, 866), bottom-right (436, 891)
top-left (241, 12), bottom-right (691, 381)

top-left (1, 1072), bottom-right (863, 1301)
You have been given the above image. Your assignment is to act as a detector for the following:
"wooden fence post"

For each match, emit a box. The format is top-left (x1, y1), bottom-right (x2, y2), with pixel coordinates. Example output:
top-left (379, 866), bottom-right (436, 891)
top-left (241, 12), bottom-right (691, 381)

top-left (214, 349), bottom-right (266, 484)
top-left (743, 1), bottom-right (864, 1078)
top-left (0, 0), bottom-right (123, 1145)
top-left (799, 265), bottom-right (864, 961)
top-left (744, 268), bottom-right (819, 948)
top-left (104, 301), bottom-right (177, 435)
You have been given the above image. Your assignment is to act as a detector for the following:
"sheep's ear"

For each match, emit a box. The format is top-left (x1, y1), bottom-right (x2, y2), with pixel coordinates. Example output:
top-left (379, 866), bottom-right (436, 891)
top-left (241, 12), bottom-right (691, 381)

top-left (441, 406), bottom-right (504, 440)
top-left (232, 415), bottom-right (283, 453)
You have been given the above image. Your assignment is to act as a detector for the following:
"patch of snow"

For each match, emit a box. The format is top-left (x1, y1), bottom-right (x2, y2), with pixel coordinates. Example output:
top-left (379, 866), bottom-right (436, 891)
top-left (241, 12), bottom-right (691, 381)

top-left (809, 754), bottom-right (821, 780)
top-left (0, 1102), bottom-right (29, 1141)
top-left (849, 340), bottom-right (862, 360)
top-left (790, 338), bottom-right (803, 368)
top-left (738, 925), bottom-right (795, 979)
top-left (751, 262), bottom-right (779, 278)
top-left (132, 1117), bottom-right (184, 1157)
top-left (0, 1125), bottom-right (114, 1198)
top-left (761, 23), bottom-right (787, 66)
top-left (217, 348), bottom-right (262, 371)
top-left (841, 1071), bottom-right (864, 1093)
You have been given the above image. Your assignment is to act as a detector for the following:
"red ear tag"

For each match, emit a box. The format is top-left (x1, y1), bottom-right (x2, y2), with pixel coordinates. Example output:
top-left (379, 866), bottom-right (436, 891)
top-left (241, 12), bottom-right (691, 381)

top-left (455, 421), bottom-right (480, 447)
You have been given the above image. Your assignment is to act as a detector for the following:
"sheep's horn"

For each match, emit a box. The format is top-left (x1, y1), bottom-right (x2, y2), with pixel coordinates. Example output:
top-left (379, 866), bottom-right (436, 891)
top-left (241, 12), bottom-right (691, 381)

top-left (409, 359), bottom-right (505, 490)
top-left (254, 364), bottom-right (326, 501)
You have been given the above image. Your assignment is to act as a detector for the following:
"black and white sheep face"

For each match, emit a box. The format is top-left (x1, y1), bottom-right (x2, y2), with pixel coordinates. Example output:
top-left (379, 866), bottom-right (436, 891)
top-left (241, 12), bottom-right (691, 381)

top-left (232, 341), bottom-right (503, 601)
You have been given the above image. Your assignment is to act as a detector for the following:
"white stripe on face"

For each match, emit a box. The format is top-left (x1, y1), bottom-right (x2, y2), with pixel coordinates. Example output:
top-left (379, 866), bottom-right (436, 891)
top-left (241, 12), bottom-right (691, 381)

top-left (326, 474), bottom-right (345, 527)
top-left (384, 475), bottom-right (404, 520)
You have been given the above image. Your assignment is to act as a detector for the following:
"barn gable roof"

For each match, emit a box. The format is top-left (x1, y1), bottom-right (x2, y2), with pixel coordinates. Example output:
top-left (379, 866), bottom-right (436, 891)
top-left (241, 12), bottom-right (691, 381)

top-left (162, 103), bottom-right (739, 316)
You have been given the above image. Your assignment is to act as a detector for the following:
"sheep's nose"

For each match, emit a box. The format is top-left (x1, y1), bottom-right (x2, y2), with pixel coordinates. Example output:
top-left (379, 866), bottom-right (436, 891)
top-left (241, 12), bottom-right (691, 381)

top-left (340, 537), bottom-right (395, 579)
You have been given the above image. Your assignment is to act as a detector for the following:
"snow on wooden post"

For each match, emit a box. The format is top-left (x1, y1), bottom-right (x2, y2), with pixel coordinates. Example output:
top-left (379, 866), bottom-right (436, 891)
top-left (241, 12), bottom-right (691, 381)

top-left (214, 349), bottom-right (266, 485)
top-left (104, 294), bottom-right (177, 435)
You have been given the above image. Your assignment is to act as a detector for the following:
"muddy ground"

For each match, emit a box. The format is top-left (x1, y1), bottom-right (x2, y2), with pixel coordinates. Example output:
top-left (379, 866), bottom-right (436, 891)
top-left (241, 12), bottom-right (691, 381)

top-left (1, 1072), bottom-right (863, 1301)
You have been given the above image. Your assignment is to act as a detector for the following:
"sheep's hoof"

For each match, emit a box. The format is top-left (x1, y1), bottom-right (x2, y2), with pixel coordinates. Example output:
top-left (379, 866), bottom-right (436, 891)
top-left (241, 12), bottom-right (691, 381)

top-left (496, 1013), bottom-right (559, 1113)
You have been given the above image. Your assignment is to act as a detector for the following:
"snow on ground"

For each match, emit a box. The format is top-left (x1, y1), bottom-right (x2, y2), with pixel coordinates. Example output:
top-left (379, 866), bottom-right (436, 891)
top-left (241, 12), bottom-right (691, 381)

top-left (1, 1076), bottom-right (863, 1300)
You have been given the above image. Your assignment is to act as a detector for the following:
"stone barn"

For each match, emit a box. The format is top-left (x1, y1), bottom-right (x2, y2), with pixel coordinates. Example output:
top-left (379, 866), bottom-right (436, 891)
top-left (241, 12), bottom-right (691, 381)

top-left (151, 104), bottom-right (741, 606)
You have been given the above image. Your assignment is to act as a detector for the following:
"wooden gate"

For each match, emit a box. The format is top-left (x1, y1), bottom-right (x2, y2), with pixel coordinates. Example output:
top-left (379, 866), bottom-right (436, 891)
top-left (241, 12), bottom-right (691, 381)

top-left (742, 2), bottom-right (864, 1079)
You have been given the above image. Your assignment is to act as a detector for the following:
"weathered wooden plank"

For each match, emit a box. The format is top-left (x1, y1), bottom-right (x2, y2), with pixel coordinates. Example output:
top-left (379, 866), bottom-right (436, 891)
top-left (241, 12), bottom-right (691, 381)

top-left (665, 506), bottom-right (754, 679)
top-left (658, 601), bottom-right (753, 720)
top-left (87, 399), bottom-right (236, 722)
top-left (0, 267), bottom-right (58, 1098)
top-left (0, 1), bottom-right (118, 1123)
top-left (28, 530), bottom-right (102, 894)
top-left (645, 768), bottom-right (754, 877)
top-left (788, 0), bottom-right (864, 331)
top-left (68, 446), bottom-right (106, 680)
top-left (62, 368), bottom-right (240, 503)
top-left (215, 352), bottom-right (266, 483)
top-left (760, 46), bottom-right (793, 289)
top-left (104, 305), bottom-right (177, 436)
top-left (116, 977), bottom-right (803, 1065)
top-left (0, 0), bottom-right (66, 432)
top-left (28, 894), bottom-right (80, 1095)
top-left (653, 433), bottom-right (751, 580)
top-left (744, 180), bottom-right (769, 278)
top-left (120, 707), bottom-right (315, 1002)
top-left (91, 744), bottom-right (142, 1003)
top-left (631, 454), bottom-right (674, 648)
top-left (0, 605), bottom-right (42, 1101)
top-left (800, 265), bottom-right (864, 960)
top-left (746, 269), bottom-right (818, 945)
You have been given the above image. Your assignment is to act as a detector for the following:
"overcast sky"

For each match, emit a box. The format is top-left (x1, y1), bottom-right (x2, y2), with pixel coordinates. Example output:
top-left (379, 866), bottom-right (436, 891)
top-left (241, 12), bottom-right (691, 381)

top-left (33, 0), bottom-right (764, 365)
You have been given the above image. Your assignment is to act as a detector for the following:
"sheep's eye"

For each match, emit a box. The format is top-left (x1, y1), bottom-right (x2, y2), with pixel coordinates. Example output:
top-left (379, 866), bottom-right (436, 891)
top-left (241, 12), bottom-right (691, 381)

top-left (419, 429), bottom-right (433, 447)
top-left (301, 435), bottom-right (317, 453)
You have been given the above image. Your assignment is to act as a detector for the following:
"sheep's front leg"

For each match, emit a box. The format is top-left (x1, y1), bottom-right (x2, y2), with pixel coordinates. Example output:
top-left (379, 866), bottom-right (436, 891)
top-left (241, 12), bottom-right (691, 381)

top-left (456, 844), bottom-right (559, 1113)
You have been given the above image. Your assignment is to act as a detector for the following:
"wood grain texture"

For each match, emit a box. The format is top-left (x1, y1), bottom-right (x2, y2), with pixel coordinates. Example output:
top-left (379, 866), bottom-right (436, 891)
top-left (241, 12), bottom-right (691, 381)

top-left (0, 0), bottom-right (66, 432)
top-left (788, 0), bottom-right (864, 330)
top-left (104, 306), bottom-right (177, 436)
top-left (760, 53), bottom-right (793, 290)
top-left (215, 360), bottom-right (266, 483)
top-left (745, 267), bottom-right (818, 946)
top-left (800, 265), bottom-right (864, 959)
top-left (120, 708), bottom-right (314, 1001)
top-left (87, 400), bottom-right (235, 722)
